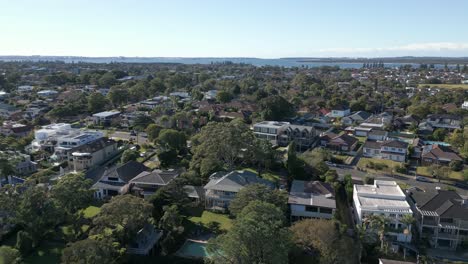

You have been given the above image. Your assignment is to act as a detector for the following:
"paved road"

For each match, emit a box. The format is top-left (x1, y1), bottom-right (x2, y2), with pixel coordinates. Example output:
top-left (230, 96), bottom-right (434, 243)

top-left (334, 165), bottom-right (468, 196)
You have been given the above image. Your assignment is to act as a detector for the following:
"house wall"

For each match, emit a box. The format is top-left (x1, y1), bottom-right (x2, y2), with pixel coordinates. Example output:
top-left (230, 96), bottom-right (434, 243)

top-left (290, 204), bottom-right (334, 220)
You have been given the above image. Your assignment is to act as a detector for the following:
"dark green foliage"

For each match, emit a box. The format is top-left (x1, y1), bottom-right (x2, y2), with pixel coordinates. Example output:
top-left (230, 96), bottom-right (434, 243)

top-left (229, 184), bottom-right (287, 217)
top-left (259, 95), bottom-right (294, 120)
top-left (16, 231), bottom-right (33, 255)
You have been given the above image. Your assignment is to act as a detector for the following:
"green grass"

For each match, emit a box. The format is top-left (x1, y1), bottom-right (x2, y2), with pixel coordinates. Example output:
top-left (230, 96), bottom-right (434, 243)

top-left (188, 211), bottom-right (233, 231)
top-left (357, 157), bottom-right (401, 171)
top-left (416, 166), bottom-right (464, 181)
top-left (24, 242), bottom-right (65, 264)
top-left (356, 136), bottom-right (367, 143)
top-left (82, 206), bottom-right (101, 219)
top-left (418, 83), bottom-right (468, 90)
top-left (241, 168), bottom-right (281, 184)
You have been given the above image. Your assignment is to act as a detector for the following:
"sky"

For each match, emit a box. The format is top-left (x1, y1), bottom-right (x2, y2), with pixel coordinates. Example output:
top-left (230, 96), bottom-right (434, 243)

top-left (1, 0), bottom-right (468, 58)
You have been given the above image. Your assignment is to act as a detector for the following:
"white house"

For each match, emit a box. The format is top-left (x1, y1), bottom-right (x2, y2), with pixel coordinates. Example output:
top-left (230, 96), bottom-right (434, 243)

top-left (462, 101), bottom-right (468, 110)
top-left (329, 105), bottom-right (351, 118)
top-left (353, 180), bottom-right (413, 242)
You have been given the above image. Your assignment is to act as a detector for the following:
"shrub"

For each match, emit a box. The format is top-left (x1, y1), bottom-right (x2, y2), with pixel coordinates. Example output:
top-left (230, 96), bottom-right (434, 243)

top-left (16, 231), bottom-right (33, 255)
top-left (449, 160), bottom-right (463, 172)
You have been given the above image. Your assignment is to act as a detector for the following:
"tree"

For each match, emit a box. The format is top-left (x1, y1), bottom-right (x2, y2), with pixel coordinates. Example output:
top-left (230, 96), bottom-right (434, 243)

top-left (107, 87), bottom-right (129, 107)
top-left (364, 215), bottom-right (388, 252)
top-left (149, 178), bottom-right (191, 221)
top-left (132, 114), bottom-right (153, 131)
top-left (91, 195), bottom-right (153, 243)
top-left (449, 160), bottom-right (463, 172)
top-left (0, 159), bottom-right (15, 182)
top-left (61, 238), bottom-right (121, 264)
top-left (0, 246), bottom-right (21, 264)
top-left (229, 184), bottom-right (287, 217)
top-left (343, 174), bottom-right (353, 203)
top-left (208, 201), bottom-right (292, 264)
top-left (156, 129), bottom-right (187, 152)
top-left (431, 128), bottom-right (447, 141)
top-left (253, 139), bottom-right (278, 174)
top-left (324, 169), bottom-right (338, 184)
top-left (290, 219), bottom-right (358, 264)
top-left (16, 230), bottom-right (33, 256)
top-left (98, 72), bottom-right (117, 87)
top-left (286, 141), bottom-right (306, 180)
top-left (158, 205), bottom-right (184, 233)
top-left (120, 149), bottom-right (139, 164)
top-left (216, 90), bottom-right (233, 103)
top-left (157, 149), bottom-right (178, 168)
top-left (51, 173), bottom-right (93, 216)
top-left (145, 124), bottom-right (162, 142)
top-left (87, 92), bottom-right (108, 113)
top-left (259, 95), bottom-right (294, 120)
top-left (15, 185), bottom-right (60, 244)
top-left (190, 121), bottom-right (256, 173)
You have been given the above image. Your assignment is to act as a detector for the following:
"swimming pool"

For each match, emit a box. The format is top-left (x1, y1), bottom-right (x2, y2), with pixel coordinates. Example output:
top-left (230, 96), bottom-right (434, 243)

top-left (176, 240), bottom-right (211, 258)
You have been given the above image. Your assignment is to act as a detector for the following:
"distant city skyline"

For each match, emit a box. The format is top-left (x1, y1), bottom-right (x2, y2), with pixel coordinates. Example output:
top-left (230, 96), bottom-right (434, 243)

top-left (1, 0), bottom-right (468, 58)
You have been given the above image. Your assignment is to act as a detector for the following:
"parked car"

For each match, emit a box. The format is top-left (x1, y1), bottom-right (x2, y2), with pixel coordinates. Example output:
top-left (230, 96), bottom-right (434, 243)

top-left (416, 176), bottom-right (433, 183)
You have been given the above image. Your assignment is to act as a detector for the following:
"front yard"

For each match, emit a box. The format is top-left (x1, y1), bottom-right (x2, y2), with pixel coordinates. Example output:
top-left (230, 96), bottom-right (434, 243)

top-left (357, 157), bottom-right (402, 173)
top-left (416, 166), bottom-right (464, 181)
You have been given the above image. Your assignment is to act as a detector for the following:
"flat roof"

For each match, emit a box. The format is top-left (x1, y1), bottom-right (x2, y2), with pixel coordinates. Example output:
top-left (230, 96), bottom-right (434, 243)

top-left (93, 111), bottom-right (121, 117)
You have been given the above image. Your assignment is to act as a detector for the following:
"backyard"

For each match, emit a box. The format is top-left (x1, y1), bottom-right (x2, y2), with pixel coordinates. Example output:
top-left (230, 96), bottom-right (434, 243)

top-left (357, 157), bottom-right (402, 173)
top-left (416, 166), bottom-right (464, 181)
top-left (188, 210), bottom-right (233, 231)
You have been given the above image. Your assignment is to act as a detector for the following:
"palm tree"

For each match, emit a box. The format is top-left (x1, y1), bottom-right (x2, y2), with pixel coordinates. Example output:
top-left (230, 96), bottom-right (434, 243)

top-left (400, 214), bottom-right (415, 236)
top-left (364, 215), bottom-right (389, 252)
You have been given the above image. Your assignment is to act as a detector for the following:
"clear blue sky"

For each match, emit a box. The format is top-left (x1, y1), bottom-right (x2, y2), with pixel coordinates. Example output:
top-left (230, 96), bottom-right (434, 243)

top-left (2, 0), bottom-right (468, 58)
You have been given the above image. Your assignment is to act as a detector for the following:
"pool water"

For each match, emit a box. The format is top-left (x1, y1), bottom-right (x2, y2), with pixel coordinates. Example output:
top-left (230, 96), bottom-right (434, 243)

top-left (176, 240), bottom-right (210, 258)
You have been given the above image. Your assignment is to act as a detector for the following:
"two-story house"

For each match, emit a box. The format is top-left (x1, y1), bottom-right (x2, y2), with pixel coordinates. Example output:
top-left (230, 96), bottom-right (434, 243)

top-left (71, 138), bottom-right (119, 171)
top-left (363, 140), bottom-right (408, 162)
top-left (253, 121), bottom-right (317, 150)
top-left (289, 180), bottom-right (336, 221)
top-left (92, 161), bottom-right (149, 199)
top-left (125, 168), bottom-right (182, 198)
top-left (92, 111), bottom-right (121, 126)
top-left (408, 189), bottom-right (468, 250)
top-left (203, 170), bottom-right (274, 211)
top-left (329, 105), bottom-right (351, 118)
top-left (342, 111), bottom-right (372, 125)
top-left (353, 180), bottom-right (413, 242)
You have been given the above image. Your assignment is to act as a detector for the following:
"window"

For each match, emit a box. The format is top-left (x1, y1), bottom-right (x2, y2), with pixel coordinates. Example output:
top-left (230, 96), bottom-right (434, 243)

top-left (108, 177), bottom-right (119, 181)
top-left (320, 208), bottom-right (333, 214)
top-left (305, 206), bottom-right (318, 212)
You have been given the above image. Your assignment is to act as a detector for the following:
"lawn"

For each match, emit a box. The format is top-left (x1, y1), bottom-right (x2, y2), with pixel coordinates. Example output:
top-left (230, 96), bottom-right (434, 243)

top-left (242, 168), bottom-right (281, 184)
top-left (188, 211), bottom-right (233, 231)
top-left (416, 166), bottom-right (464, 181)
top-left (24, 242), bottom-right (65, 264)
top-left (357, 157), bottom-right (401, 172)
top-left (417, 84), bottom-right (468, 90)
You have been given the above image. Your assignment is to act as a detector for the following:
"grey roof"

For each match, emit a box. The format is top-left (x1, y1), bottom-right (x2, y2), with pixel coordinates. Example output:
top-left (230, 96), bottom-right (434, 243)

top-left (0, 103), bottom-right (17, 111)
top-left (349, 111), bottom-right (372, 121)
top-left (382, 140), bottom-right (408, 148)
top-left (369, 129), bottom-right (388, 136)
top-left (288, 180), bottom-right (336, 209)
top-left (130, 169), bottom-right (180, 185)
top-left (93, 111), bottom-right (121, 118)
top-left (184, 185), bottom-right (205, 199)
top-left (363, 140), bottom-right (382, 149)
top-left (204, 170), bottom-right (274, 192)
top-left (410, 190), bottom-right (468, 220)
top-left (379, 259), bottom-right (415, 264)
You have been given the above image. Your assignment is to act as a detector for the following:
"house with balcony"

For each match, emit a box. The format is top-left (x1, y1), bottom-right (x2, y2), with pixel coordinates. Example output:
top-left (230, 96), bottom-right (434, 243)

top-left (353, 180), bottom-right (413, 242)
top-left (363, 140), bottom-right (408, 162)
top-left (92, 111), bottom-right (121, 126)
top-left (71, 138), bottom-right (118, 171)
top-left (203, 170), bottom-right (274, 211)
top-left (125, 168), bottom-right (182, 198)
top-left (92, 161), bottom-right (149, 199)
top-left (289, 180), bottom-right (336, 221)
top-left (253, 121), bottom-right (317, 150)
top-left (408, 189), bottom-right (468, 250)
top-left (425, 114), bottom-right (461, 130)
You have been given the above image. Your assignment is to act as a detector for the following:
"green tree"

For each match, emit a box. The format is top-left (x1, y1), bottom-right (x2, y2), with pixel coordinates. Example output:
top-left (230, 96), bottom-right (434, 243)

top-left (156, 129), bottom-right (187, 152)
top-left (229, 184), bottom-right (287, 217)
top-left (120, 149), bottom-right (139, 164)
top-left (157, 149), bottom-right (177, 168)
top-left (98, 72), bottom-right (117, 87)
top-left (0, 246), bottom-right (21, 264)
top-left (431, 128), bottom-right (447, 141)
top-left (51, 173), bottom-right (93, 215)
top-left (253, 139), bottom-right (278, 174)
top-left (87, 92), bottom-right (108, 113)
top-left (259, 95), bottom-right (294, 120)
top-left (61, 238), bottom-right (122, 264)
top-left (324, 169), bottom-right (338, 184)
top-left (290, 219), bottom-right (358, 264)
top-left (15, 231), bottom-right (33, 256)
top-left (107, 87), bottom-right (129, 107)
top-left (208, 201), bottom-right (292, 264)
top-left (364, 215), bottom-right (388, 252)
top-left (145, 124), bottom-right (162, 142)
top-left (287, 141), bottom-right (306, 180)
top-left (0, 159), bottom-right (15, 182)
top-left (149, 178), bottom-right (191, 221)
top-left (91, 195), bottom-right (153, 243)
top-left (216, 90), bottom-right (233, 103)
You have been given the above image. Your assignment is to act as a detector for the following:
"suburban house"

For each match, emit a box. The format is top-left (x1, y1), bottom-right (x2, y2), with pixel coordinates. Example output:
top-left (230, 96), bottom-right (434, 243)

top-left (426, 114), bottom-right (461, 130)
top-left (204, 170), bottom-right (274, 210)
top-left (0, 121), bottom-right (33, 137)
top-left (319, 133), bottom-right (359, 152)
top-left (353, 180), bottom-right (413, 242)
top-left (53, 130), bottom-right (104, 161)
top-left (92, 161), bottom-right (149, 199)
top-left (462, 101), bottom-right (468, 110)
top-left (183, 185), bottom-right (205, 203)
top-left (393, 114), bottom-right (419, 130)
top-left (92, 111), bottom-right (121, 126)
top-left (125, 168), bottom-right (182, 198)
top-left (71, 138), bottom-right (118, 171)
top-left (127, 224), bottom-right (163, 255)
top-left (421, 144), bottom-right (463, 166)
top-left (408, 189), bottom-right (468, 250)
top-left (328, 105), bottom-right (350, 118)
top-left (37, 89), bottom-right (58, 98)
top-left (0, 151), bottom-right (37, 176)
top-left (288, 180), bottom-right (336, 221)
top-left (368, 129), bottom-right (388, 141)
top-left (0, 103), bottom-right (19, 119)
top-left (342, 111), bottom-right (372, 125)
top-left (363, 140), bottom-right (408, 162)
top-left (253, 121), bottom-right (317, 149)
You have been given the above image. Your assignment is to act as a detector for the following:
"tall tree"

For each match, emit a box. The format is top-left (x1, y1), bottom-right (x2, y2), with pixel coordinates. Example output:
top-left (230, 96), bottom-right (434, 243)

top-left (87, 92), bottom-right (108, 113)
top-left (228, 184), bottom-right (287, 217)
top-left (156, 129), bottom-right (187, 152)
top-left (259, 95), bottom-right (294, 120)
top-left (61, 238), bottom-right (122, 264)
top-left (51, 173), bottom-right (93, 216)
top-left (208, 201), bottom-right (292, 264)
